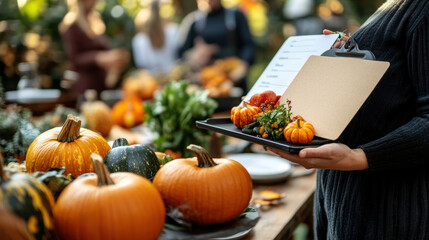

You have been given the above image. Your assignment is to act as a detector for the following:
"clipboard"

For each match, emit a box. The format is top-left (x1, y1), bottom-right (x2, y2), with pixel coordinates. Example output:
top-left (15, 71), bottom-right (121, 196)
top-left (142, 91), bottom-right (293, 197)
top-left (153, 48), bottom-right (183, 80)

top-left (197, 37), bottom-right (390, 152)
top-left (321, 37), bottom-right (375, 60)
top-left (278, 37), bottom-right (389, 140)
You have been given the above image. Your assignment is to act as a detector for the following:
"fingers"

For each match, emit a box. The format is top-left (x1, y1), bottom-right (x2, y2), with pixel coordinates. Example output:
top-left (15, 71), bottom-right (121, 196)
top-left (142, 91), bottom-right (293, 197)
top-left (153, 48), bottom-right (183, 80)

top-left (323, 29), bottom-right (350, 49)
top-left (267, 147), bottom-right (312, 168)
top-left (300, 146), bottom-right (331, 159)
top-left (323, 29), bottom-right (334, 35)
top-left (332, 41), bottom-right (342, 49)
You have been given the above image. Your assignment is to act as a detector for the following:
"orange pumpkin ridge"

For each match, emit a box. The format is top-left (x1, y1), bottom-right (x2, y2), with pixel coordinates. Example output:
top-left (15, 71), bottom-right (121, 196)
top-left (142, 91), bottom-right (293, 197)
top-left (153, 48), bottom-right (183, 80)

top-left (111, 96), bottom-right (145, 129)
top-left (284, 118), bottom-right (315, 145)
top-left (26, 115), bottom-right (111, 178)
top-left (54, 154), bottom-right (165, 240)
top-left (153, 144), bottom-right (253, 226)
top-left (231, 102), bottom-right (261, 129)
top-left (81, 96), bottom-right (113, 137)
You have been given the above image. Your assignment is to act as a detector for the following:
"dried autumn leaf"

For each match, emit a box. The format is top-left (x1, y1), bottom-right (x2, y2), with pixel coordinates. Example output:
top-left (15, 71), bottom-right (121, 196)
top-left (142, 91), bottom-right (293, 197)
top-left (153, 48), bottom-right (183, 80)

top-left (259, 189), bottom-right (286, 201)
top-left (253, 199), bottom-right (273, 206)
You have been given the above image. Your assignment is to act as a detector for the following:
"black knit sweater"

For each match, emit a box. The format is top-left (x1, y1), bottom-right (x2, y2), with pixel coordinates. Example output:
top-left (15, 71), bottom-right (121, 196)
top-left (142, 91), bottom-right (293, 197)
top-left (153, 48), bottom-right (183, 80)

top-left (315, 1), bottom-right (429, 239)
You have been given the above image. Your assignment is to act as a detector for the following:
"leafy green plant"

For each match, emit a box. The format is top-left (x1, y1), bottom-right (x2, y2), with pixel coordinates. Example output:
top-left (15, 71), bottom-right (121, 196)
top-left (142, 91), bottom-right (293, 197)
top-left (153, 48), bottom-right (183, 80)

top-left (0, 105), bottom-right (40, 164)
top-left (144, 81), bottom-right (217, 157)
top-left (242, 101), bottom-right (293, 141)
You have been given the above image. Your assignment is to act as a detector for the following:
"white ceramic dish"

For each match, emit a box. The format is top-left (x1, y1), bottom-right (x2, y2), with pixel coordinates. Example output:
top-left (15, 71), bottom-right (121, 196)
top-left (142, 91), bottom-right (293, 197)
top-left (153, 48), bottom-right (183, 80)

top-left (212, 228), bottom-right (252, 240)
top-left (226, 153), bottom-right (293, 184)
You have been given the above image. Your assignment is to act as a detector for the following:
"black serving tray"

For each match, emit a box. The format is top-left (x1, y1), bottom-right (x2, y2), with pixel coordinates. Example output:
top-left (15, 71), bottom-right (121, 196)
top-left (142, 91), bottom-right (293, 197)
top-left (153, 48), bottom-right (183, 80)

top-left (196, 118), bottom-right (334, 154)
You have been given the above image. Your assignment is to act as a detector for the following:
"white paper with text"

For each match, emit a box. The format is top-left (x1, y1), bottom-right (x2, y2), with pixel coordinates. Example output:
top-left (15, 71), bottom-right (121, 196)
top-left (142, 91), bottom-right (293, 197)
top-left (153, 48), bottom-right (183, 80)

top-left (243, 34), bottom-right (338, 101)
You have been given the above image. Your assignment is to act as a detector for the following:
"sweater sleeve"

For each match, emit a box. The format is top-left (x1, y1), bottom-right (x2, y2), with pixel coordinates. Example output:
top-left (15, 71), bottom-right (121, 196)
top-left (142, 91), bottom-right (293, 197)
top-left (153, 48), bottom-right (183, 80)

top-left (62, 24), bottom-right (101, 70)
top-left (360, 15), bottom-right (429, 171)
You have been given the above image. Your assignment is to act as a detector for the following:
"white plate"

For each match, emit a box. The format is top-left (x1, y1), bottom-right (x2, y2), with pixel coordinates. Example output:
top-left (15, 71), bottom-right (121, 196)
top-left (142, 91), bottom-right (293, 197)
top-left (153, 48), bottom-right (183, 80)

top-left (212, 229), bottom-right (252, 240)
top-left (226, 153), bottom-right (293, 184)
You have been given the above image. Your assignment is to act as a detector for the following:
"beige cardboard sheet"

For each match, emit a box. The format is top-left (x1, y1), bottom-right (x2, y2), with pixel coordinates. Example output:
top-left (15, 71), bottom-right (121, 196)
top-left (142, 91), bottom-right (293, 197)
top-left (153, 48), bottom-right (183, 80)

top-left (279, 55), bottom-right (390, 140)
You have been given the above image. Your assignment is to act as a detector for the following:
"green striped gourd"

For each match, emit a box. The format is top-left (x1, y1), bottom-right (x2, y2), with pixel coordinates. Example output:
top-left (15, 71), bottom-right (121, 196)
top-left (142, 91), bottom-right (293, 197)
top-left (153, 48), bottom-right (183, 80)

top-left (104, 138), bottom-right (160, 179)
top-left (0, 158), bottom-right (56, 240)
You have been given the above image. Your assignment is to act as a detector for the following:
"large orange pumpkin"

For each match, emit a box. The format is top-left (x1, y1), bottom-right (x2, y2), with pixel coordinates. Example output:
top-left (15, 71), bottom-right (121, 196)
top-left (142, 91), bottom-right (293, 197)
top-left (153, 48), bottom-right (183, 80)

top-left (111, 96), bottom-right (145, 129)
top-left (26, 114), bottom-right (111, 177)
top-left (153, 144), bottom-right (253, 226)
top-left (54, 154), bottom-right (165, 240)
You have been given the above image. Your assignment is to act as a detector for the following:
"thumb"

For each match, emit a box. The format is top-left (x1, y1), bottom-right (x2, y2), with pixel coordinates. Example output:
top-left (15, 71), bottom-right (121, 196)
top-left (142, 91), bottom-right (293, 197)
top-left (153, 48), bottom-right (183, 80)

top-left (299, 147), bottom-right (327, 159)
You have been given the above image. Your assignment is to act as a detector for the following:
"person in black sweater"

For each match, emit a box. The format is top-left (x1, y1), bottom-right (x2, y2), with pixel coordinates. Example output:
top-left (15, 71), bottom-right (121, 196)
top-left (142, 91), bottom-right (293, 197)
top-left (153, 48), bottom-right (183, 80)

top-left (178, 0), bottom-right (255, 92)
top-left (269, 0), bottom-right (429, 239)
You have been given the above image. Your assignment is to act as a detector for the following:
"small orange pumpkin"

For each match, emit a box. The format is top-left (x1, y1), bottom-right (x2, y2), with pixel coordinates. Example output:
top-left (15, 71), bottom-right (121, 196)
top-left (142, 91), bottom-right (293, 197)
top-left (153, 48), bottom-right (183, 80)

top-left (111, 96), bottom-right (145, 129)
top-left (54, 154), bottom-right (165, 240)
top-left (122, 71), bottom-right (158, 100)
top-left (284, 118), bottom-right (315, 144)
top-left (153, 144), bottom-right (253, 226)
top-left (231, 103), bottom-right (261, 128)
top-left (81, 90), bottom-right (113, 137)
top-left (26, 115), bottom-right (111, 177)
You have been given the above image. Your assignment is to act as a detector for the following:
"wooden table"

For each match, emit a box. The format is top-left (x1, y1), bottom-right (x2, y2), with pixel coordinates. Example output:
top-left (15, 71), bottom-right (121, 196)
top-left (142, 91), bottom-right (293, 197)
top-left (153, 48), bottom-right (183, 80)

top-left (245, 166), bottom-right (317, 240)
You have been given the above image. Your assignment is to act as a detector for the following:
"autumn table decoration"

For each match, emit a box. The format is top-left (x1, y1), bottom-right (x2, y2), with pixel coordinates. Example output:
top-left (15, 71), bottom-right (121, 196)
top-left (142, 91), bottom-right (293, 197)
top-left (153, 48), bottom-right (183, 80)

top-left (111, 96), bottom-right (145, 129)
top-left (230, 102), bottom-right (261, 129)
top-left (80, 89), bottom-right (113, 137)
top-left (54, 153), bottom-right (165, 240)
top-left (153, 144), bottom-right (253, 226)
top-left (104, 137), bottom-right (160, 179)
top-left (284, 118), bottom-right (315, 144)
top-left (231, 92), bottom-right (317, 145)
top-left (26, 114), bottom-right (111, 178)
top-left (0, 155), bottom-right (56, 240)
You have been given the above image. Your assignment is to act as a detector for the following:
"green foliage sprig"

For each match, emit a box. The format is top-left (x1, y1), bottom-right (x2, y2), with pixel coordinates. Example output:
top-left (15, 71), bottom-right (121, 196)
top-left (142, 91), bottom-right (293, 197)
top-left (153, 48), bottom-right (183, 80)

top-left (144, 81), bottom-right (217, 157)
top-left (242, 100), bottom-right (293, 140)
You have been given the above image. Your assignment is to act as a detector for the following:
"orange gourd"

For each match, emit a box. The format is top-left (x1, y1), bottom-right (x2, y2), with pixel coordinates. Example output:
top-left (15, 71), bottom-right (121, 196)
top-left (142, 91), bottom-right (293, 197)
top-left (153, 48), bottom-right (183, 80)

top-left (81, 91), bottom-right (113, 137)
top-left (122, 71), bottom-right (158, 100)
top-left (284, 118), bottom-right (315, 144)
top-left (111, 96), bottom-right (145, 128)
top-left (153, 144), bottom-right (253, 226)
top-left (26, 115), bottom-right (111, 177)
top-left (0, 203), bottom-right (33, 240)
top-left (54, 154), bottom-right (165, 240)
top-left (231, 103), bottom-right (261, 128)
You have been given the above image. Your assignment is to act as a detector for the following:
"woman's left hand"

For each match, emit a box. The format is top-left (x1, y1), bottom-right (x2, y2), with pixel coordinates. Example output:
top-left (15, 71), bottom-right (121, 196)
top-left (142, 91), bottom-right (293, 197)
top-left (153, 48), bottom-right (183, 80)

top-left (268, 143), bottom-right (369, 171)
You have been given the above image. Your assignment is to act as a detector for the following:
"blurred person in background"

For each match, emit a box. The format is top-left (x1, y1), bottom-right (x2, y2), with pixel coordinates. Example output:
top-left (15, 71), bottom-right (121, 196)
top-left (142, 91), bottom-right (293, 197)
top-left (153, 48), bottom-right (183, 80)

top-left (59, 0), bottom-right (129, 98)
top-left (132, 0), bottom-right (179, 77)
top-left (283, 0), bottom-right (324, 36)
top-left (178, 0), bottom-right (255, 92)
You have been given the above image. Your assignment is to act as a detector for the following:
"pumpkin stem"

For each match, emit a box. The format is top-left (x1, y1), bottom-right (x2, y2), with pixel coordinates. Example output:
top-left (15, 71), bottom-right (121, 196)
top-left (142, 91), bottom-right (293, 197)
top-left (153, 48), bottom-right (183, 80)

top-left (112, 138), bottom-right (129, 148)
top-left (91, 153), bottom-right (115, 186)
top-left (296, 118), bottom-right (302, 129)
top-left (57, 114), bottom-right (82, 143)
top-left (187, 144), bottom-right (217, 168)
